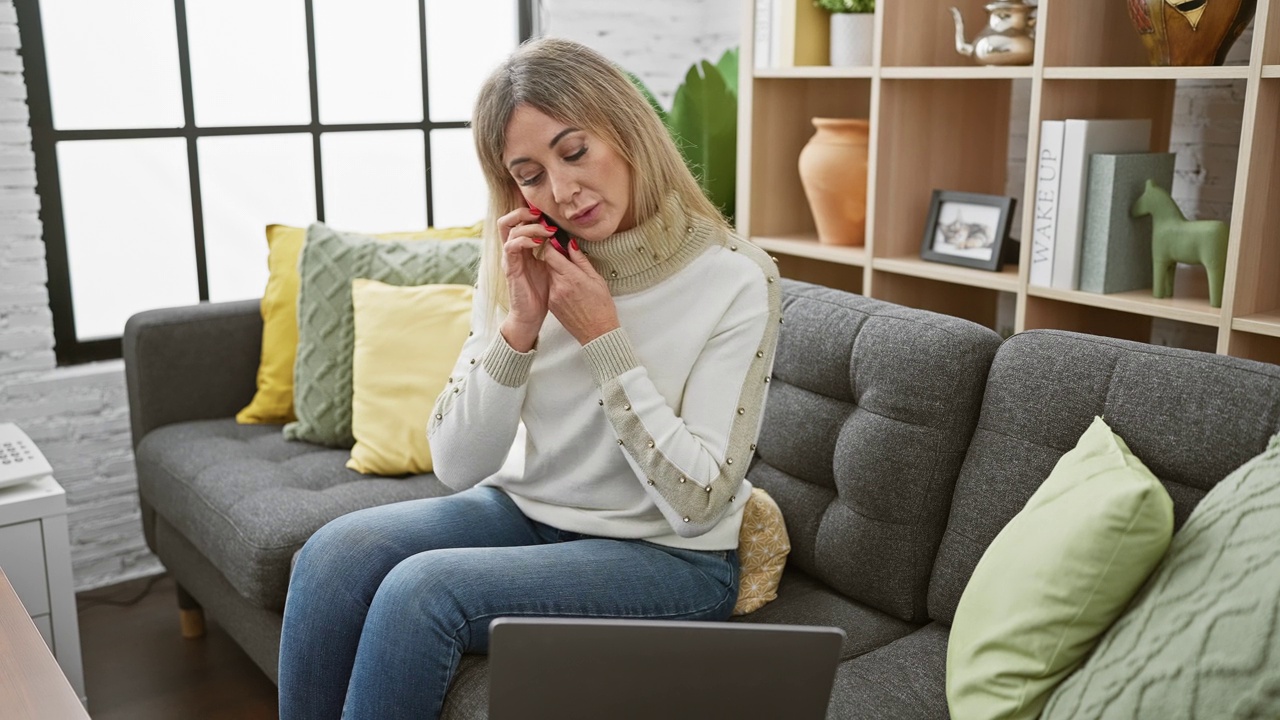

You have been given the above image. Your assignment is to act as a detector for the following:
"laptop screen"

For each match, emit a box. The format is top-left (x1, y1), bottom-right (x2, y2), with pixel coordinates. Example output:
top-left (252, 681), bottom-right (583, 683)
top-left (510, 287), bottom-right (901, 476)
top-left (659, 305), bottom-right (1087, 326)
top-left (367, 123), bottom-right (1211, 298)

top-left (488, 617), bottom-right (845, 720)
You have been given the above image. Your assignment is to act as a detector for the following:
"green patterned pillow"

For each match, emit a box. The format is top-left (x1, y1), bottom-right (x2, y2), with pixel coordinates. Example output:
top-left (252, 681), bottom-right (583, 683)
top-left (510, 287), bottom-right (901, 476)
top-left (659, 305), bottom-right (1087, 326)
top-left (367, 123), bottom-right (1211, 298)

top-left (283, 223), bottom-right (481, 448)
top-left (1042, 432), bottom-right (1280, 719)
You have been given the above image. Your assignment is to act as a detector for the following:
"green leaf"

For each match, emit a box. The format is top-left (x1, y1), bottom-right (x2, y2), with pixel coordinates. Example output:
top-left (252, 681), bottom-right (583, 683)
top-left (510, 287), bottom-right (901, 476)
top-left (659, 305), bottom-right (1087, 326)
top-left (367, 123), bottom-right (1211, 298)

top-left (815, 0), bottom-right (874, 12)
top-left (716, 47), bottom-right (739, 99)
top-left (666, 59), bottom-right (737, 222)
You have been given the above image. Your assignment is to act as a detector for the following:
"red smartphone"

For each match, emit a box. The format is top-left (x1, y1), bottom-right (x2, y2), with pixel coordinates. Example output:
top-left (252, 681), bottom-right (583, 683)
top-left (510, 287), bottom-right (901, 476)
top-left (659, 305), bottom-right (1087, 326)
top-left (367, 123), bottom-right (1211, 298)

top-left (527, 201), bottom-right (572, 256)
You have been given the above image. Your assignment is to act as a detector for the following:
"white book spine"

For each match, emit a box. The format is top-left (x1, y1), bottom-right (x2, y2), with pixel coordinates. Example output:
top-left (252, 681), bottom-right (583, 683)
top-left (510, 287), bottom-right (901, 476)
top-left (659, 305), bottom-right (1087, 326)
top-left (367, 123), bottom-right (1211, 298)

top-left (1030, 120), bottom-right (1064, 288)
top-left (770, 0), bottom-right (795, 68)
top-left (754, 0), bottom-right (772, 70)
top-left (1051, 119), bottom-right (1152, 290)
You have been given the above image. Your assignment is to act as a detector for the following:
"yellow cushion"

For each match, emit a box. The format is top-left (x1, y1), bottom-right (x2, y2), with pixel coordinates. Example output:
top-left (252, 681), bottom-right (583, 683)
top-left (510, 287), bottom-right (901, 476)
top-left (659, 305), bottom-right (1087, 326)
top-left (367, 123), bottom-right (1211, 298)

top-left (235, 221), bottom-right (482, 425)
top-left (346, 280), bottom-right (474, 476)
top-left (732, 488), bottom-right (791, 615)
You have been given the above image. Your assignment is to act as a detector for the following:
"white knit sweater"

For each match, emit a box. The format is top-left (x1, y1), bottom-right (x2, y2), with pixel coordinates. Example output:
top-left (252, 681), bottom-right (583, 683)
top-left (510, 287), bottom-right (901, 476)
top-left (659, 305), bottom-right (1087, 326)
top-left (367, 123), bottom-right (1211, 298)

top-left (428, 197), bottom-right (781, 551)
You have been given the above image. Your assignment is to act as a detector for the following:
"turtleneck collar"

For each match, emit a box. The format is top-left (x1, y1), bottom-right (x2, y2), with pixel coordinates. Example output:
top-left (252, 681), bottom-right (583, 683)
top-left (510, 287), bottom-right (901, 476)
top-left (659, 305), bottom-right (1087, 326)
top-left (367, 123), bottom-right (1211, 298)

top-left (582, 193), bottom-right (720, 296)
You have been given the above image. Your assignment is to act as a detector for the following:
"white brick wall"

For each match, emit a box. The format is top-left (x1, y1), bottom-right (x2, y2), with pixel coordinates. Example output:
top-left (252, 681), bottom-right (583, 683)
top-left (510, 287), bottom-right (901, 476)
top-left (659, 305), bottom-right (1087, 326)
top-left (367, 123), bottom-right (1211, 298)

top-left (0, 0), bottom-right (160, 592)
top-left (541, 0), bottom-right (741, 107)
top-left (0, 0), bottom-right (1255, 591)
top-left (3, 361), bottom-right (159, 588)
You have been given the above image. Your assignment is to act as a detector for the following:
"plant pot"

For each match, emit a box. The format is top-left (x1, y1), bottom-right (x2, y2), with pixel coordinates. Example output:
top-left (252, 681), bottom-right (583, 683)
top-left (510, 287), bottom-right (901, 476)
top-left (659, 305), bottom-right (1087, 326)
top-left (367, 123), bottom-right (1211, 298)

top-left (829, 13), bottom-right (875, 67)
top-left (1125, 0), bottom-right (1256, 66)
top-left (798, 118), bottom-right (869, 247)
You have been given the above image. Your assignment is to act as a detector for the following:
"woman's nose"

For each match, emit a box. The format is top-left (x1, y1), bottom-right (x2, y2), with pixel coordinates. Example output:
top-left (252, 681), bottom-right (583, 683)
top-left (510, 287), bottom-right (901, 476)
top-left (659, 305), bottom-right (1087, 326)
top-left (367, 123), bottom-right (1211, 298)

top-left (548, 171), bottom-right (580, 206)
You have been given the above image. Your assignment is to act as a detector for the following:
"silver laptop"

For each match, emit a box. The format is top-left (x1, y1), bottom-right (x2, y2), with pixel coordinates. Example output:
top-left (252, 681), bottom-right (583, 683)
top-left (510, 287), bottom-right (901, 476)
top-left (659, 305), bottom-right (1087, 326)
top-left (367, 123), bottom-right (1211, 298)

top-left (488, 617), bottom-right (845, 720)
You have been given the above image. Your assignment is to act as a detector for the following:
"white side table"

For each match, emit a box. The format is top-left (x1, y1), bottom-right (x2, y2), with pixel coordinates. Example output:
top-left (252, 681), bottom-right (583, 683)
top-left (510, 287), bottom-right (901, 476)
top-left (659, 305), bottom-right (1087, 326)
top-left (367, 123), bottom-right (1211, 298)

top-left (0, 474), bottom-right (86, 706)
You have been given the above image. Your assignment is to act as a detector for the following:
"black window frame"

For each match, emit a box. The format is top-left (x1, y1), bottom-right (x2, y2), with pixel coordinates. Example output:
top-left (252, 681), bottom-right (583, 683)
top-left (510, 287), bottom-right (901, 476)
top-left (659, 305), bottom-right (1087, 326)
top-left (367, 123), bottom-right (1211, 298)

top-left (16, 0), bottom-right (534, 365)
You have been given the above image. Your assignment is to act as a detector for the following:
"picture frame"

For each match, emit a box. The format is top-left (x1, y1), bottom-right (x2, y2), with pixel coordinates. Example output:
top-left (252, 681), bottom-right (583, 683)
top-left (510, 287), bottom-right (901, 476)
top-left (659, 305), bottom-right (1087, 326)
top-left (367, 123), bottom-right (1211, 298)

top-left (920, 191), bottom-right (1017, 272)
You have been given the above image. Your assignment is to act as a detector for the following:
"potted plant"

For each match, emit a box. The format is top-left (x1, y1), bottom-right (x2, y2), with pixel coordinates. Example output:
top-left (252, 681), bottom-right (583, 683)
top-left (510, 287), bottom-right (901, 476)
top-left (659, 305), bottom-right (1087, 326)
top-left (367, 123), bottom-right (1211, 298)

top-left (816, 0), bottom-right (875, 67)
top-left (628, 49), bottom-right (739, 222)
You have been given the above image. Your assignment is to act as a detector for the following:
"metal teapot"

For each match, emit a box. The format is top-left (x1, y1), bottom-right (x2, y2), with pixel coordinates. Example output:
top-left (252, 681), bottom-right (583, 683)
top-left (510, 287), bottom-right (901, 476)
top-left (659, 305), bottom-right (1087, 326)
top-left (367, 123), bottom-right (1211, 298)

top-left (950, 1), bottom-right (1036, 66)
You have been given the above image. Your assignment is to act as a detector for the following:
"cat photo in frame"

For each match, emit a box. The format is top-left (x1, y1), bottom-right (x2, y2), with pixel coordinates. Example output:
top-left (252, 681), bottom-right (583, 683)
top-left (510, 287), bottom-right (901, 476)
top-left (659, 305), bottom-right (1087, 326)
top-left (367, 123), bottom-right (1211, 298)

top-left (921, 190), bottom-right (1016, 272)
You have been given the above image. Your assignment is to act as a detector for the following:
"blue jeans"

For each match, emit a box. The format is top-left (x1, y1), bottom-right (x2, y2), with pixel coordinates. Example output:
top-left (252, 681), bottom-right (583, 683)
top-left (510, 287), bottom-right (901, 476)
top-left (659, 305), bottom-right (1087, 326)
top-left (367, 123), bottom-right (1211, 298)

top-left (278, 486), bottom-right (740, 719)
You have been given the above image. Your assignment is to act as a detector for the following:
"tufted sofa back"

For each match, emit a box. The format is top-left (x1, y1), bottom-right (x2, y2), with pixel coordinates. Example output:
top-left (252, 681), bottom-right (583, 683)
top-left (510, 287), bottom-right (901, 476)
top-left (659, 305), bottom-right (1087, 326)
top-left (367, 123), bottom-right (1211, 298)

top-left (927, 330), bottom-right (1280, 624)
top-left (750, 281), bottom-right (1002, 623)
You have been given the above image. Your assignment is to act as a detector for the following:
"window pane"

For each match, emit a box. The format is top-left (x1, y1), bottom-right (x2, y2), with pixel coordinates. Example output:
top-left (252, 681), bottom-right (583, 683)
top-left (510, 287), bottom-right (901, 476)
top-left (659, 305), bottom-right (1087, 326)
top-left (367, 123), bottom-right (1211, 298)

top-left (41, 0), bottom-right (184, 129)
top-left (198, 134), bottom-right (316, 303)
top-left (313, 0), bottom-right (422, 124)
top-left (186, 0), bottom-right (311, 127)
top-left (430, 129), bottom-right (486, 228)
top-left (58, 139), bottom-right (197, 340)
top-left (426, 0), bottom-right (518, 121)
top-left (321, 130), bottom-right (426, 232)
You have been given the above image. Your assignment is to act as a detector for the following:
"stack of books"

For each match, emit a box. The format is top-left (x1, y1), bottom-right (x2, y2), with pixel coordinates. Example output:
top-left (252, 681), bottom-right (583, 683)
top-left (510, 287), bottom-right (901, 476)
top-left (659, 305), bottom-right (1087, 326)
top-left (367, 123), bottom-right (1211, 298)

top-left (1030, 118), bottom-right (1173, 294)
top-left (754, 0), bottom-right (830, 68)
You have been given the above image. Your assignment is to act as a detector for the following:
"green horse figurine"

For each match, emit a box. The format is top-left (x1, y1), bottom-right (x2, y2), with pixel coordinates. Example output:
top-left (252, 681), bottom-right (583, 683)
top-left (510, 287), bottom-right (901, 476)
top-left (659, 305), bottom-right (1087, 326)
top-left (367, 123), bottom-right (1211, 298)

top-left (1130, 179), bottom-right (1229, 308)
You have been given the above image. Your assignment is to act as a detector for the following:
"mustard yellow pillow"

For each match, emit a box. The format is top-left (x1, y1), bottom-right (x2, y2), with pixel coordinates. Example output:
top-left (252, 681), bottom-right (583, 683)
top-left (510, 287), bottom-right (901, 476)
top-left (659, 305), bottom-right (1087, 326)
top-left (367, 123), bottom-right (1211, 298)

top-left (235, 221), bottom-right (482, 425)
top-left (346, 280), bottom-right (474, 476)
top-left (732, 488), bottom-right (791, 615)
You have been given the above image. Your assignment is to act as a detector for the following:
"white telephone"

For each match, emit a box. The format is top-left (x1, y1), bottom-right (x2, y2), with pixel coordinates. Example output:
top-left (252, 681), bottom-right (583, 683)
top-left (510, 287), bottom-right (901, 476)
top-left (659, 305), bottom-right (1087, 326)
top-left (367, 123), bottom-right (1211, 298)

top-left (0, 423), bottom-right (54, 491)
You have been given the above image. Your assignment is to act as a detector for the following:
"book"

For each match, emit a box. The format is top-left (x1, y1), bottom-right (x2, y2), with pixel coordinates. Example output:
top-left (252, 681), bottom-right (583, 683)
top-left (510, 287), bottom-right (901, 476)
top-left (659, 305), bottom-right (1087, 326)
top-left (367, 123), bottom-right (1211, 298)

top-left (1051, 118), bottom-right (1152, 290)
top-left (754, 0), bottom-right (773, 70)
top-left (1079, 152), bottom-right (1175, 294)
top-left (1029, 120), bottom-right (1064, 287)
top-left (769, 0), bottom-right (830, 67)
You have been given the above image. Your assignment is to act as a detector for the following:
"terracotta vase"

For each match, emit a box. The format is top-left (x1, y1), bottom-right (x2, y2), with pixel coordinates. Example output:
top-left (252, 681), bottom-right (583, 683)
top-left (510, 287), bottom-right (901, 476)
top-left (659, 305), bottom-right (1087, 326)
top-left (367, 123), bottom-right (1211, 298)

top-left (1126, 0), bottom-right (1256, 66)
top-left (798, 118), bottom-right (869, 246)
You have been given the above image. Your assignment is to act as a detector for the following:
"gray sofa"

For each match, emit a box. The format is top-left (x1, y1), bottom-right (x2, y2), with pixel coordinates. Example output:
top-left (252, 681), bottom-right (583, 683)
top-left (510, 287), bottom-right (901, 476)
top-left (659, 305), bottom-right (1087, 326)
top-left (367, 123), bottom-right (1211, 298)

top-left (123, 280), bottom-right (1280, 718)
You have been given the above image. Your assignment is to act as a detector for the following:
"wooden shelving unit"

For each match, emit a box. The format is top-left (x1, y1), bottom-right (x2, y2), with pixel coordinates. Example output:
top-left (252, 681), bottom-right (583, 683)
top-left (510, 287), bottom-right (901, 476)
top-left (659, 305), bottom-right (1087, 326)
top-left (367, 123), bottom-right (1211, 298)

top-left (872, 256), bottom-right (1020, 293)
top-left (755, 67), bottom-right (875, 79)
top-left (1233, 311), bottom-right (1280, 337)
top-left (1042, 66), bottom-right (1251, 80)
top-left (880, 66), bottom-right (1034, 79)
top-left (753, 236), bottom-right (867, 266)
top-left (737, 0), bottom-right (1280, 365)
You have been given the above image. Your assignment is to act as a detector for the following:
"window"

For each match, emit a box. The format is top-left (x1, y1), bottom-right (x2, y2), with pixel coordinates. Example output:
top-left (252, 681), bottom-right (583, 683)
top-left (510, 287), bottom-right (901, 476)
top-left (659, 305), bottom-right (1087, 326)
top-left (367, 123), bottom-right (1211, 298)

top-left (16, 0), bottom-right (533, 363)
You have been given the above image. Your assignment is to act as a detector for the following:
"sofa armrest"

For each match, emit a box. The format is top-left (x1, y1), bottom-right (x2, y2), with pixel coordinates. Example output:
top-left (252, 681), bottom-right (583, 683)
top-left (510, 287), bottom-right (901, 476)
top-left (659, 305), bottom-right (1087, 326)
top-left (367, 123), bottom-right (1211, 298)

top-left (123, 299), bottom-right (263, 449)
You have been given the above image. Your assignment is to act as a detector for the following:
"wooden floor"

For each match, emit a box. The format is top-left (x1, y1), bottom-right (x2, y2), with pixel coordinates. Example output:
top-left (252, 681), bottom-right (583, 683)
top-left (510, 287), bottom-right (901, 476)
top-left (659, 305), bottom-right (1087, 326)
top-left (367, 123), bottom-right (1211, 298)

top-left (77, 574), bottom-right (279, 720)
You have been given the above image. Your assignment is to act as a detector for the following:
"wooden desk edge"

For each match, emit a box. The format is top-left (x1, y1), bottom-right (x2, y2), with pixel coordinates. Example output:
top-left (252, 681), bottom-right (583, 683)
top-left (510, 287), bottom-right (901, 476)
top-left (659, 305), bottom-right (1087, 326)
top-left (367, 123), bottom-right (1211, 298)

top-left (0, 568), bottom-right (89, 719)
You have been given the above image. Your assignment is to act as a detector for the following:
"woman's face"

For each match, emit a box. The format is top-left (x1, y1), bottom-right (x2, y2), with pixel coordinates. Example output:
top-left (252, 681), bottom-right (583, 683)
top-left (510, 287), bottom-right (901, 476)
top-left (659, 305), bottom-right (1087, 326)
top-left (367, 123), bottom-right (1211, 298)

top-left (502, 104), bottom-right (635, 242)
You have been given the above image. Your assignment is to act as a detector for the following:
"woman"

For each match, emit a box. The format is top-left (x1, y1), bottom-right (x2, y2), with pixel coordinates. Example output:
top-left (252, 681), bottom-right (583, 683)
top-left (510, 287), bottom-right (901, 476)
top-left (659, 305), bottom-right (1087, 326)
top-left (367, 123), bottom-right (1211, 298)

top-left (279, 37), bottom-right (781, 719)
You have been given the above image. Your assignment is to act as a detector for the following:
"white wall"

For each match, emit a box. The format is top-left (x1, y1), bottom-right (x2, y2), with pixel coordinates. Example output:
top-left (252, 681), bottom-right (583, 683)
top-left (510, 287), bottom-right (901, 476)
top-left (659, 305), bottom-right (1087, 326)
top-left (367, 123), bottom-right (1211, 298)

top-left (539, 0), bottom-right (741, 108)
top-left (0, 0), bottom-right (158, 591)
top-left (0, 0), bottom-right (1255, 590)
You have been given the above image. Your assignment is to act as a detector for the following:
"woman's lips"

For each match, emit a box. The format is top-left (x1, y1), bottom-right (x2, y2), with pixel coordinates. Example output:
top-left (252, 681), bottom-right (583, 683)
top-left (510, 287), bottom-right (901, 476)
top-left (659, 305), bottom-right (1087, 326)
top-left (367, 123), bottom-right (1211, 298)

top-left (571, 204), bottom-right (600, 226)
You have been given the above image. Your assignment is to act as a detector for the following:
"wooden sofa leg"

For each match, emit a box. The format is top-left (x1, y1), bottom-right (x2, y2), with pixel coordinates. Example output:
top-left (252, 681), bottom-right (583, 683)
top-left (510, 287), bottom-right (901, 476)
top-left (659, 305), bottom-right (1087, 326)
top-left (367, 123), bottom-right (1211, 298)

top-left (176, 583), bottom-right (206, 640)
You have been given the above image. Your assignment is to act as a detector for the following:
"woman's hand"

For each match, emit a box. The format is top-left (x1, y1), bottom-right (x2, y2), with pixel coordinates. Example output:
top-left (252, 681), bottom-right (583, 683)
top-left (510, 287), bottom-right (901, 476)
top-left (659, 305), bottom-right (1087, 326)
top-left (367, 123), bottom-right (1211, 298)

top-left (496, 207), bottom-right (557, 351)
top-left (541, 238), bottom-right (621, 345)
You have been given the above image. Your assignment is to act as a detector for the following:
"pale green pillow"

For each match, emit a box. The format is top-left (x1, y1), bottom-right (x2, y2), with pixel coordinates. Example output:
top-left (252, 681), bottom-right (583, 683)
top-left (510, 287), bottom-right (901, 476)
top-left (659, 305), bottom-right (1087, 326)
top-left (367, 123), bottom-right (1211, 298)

top-left (946, 416), bottom-right (1174, 720)
top-left (283, 223), bottom-right (481, 448)
top-left (1042, 431), bottom-right (1280, 719)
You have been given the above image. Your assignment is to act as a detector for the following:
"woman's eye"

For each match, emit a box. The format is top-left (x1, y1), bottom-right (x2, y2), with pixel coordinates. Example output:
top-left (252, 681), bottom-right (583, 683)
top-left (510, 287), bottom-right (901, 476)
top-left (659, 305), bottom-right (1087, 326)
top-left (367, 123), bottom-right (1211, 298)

top-left (518, 173), bottom-right (542, 187)
top-left (566, 146), bottom-right (587, 162)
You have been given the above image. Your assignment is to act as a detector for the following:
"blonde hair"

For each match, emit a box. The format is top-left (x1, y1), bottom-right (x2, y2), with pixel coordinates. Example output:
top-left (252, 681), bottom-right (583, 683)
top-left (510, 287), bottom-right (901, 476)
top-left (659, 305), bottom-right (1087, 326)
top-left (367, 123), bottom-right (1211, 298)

top-left (471, 37), bottom-right (730, 327)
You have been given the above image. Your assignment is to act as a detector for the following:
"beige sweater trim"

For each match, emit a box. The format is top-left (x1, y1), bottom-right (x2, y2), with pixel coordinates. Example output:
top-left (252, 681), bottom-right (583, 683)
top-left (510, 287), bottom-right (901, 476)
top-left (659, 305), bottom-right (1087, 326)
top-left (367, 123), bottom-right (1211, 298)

top-left (599, 239), bottom-right (782, 535)
top-left (585, 194), bottom-right (722, 296)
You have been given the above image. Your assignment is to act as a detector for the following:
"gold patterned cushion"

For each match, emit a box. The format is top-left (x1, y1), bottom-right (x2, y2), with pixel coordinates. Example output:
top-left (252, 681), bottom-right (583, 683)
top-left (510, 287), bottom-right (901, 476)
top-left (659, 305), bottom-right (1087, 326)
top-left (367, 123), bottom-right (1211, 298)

top-left (733, 488), bottom-right (791, 615)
